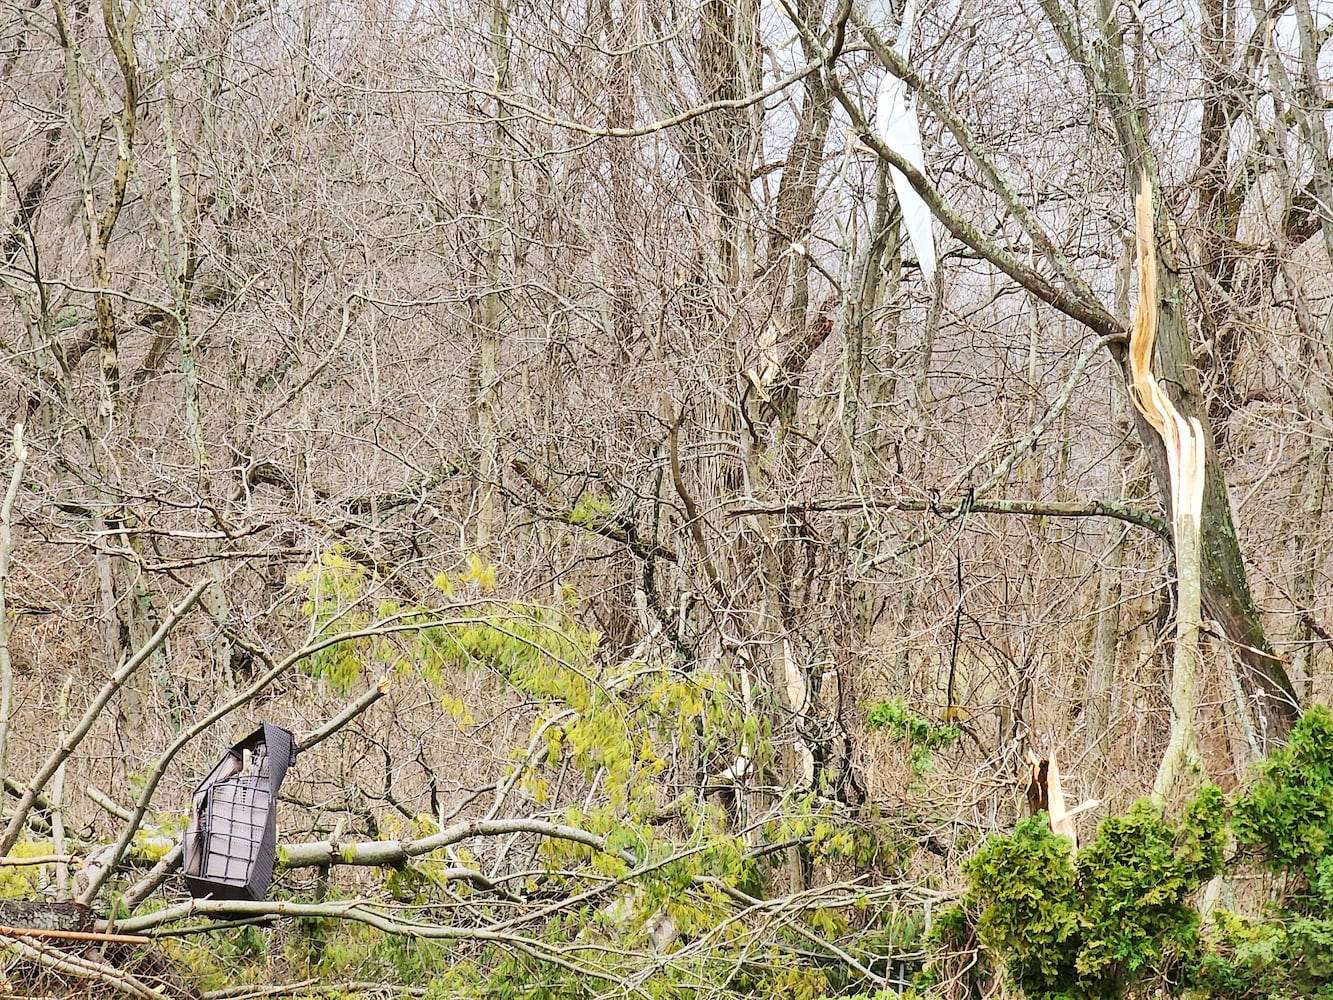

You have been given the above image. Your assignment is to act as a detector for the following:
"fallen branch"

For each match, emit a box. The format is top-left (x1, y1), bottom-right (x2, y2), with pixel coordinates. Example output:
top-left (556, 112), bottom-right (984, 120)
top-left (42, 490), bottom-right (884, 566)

top-left (0, 924), bottom-right (149, 944)
top-left (110, 820), bottom-right (940, 995)
top-left (0, 854), bottom-right (77, 866)
top-left (0, 933), bottom-right (160, 999)
top-left (278, 816), bottom-right (634, 870)
top-left (725, 495), bottom-right (1169, 539)
top-left (201, 979), bottom-right (320, 1000)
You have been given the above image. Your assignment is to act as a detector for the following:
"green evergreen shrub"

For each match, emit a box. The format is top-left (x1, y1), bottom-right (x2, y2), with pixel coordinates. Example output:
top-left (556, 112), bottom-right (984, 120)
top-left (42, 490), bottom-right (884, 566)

top-left (950, 708), bottom-right (1333, 1000)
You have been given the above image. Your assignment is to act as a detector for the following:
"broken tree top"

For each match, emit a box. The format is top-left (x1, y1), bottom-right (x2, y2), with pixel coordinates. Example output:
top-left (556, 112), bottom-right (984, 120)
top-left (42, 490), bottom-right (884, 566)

top-left (183, 724), bottom-right (297, 902)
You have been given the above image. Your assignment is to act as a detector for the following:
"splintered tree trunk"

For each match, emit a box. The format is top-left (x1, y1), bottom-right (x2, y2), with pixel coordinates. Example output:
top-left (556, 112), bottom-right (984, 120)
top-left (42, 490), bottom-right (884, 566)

top-left (1123, 177), bottom-right (1206, 802)
top-left (1107, 272), bottom-right (1298, 746)
top-left (1073, 0), bottom-right (1300, 745)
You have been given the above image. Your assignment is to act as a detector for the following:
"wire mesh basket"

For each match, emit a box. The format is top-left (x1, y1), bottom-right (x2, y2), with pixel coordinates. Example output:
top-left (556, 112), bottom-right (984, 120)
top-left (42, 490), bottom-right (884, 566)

top-left (184, 724), bottom-right (296, 901)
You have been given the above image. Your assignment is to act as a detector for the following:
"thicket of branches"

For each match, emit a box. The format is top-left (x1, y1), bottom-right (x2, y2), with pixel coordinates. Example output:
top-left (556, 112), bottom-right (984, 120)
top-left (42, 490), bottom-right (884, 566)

top-left (0, 0), bottom-right (1331, 995)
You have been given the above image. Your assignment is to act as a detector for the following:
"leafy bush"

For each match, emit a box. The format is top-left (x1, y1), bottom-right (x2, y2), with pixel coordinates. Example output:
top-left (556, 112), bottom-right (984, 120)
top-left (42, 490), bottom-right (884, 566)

top-left (866, 698), bottom-right (959, 775)
top-left (950, 708), bottom-right (1333, 1000)
top-left (962, 789), bottom-right (1222, 1000)
top-left (1231, 704), bottom-right (1333, 892)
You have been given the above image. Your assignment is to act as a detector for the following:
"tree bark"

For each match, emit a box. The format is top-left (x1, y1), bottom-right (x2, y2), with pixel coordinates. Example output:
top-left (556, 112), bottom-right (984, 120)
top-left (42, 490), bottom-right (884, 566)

top-left (1102, 270), bottom-right (1299, 745)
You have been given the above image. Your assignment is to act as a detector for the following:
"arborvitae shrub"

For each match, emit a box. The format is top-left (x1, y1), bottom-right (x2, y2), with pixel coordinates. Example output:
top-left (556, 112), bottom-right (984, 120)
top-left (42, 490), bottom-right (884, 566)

top-left (951, 709), bottom-right (1333, 1000)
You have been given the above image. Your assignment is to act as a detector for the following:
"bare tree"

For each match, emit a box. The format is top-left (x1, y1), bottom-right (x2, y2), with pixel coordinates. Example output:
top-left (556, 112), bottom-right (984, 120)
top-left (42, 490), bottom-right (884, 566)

top-left (0, 0), bottom-right (1331, 994)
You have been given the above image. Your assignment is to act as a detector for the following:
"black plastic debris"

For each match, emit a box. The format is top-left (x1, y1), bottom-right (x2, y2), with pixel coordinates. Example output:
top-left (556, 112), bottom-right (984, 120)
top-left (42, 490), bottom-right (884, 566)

top-left (183, 723), bottom-right (297, 901)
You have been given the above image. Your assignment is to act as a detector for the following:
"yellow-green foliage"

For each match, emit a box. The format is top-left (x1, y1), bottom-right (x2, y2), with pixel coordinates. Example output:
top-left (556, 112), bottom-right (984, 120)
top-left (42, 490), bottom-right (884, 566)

top-left (166, 923), bottom-right (272, 992)
top-left (763, 964), bottom-right (833, 1000)
top-left (133, 811), bottom-right (187, 863)
top-left (290, 553), bottom-right (910, 1000)
top-left (569, 492), bottom-right (614, 528)
top-left (297, 551), bottom-right (734, 817)
top-left (0, 841), bottom-right (57, 899)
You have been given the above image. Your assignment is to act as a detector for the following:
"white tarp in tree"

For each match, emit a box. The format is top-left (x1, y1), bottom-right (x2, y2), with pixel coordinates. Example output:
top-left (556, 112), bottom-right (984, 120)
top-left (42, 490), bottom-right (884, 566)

top-left (873, 0), bottom-right (936, 285)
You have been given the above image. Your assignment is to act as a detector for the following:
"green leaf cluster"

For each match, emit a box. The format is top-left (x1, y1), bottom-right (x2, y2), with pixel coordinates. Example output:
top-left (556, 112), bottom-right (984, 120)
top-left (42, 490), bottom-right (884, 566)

top-left (866, 698), bottom-right (959, 776)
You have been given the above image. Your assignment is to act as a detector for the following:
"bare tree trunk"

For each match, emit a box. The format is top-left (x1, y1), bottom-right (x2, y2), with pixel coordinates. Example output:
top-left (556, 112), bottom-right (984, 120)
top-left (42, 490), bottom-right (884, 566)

top-left (1289, 409), bottom-right (1327, 701)
top-left (0, 426), bottom-right (27, 797)
top-left (473, 0), bottom-right (510, 554)
top-left (55, 0), bottom-right (138, 426)
top-left (1255, 0), bottom-right (1333, 715)
top-left (1085, 388), bottom-right (1129, 772)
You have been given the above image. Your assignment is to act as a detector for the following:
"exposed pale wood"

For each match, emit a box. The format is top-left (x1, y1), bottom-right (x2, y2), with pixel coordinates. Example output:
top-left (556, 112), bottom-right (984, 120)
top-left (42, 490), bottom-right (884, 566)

top-left (1126, 175), bottom-right (1206, 803)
